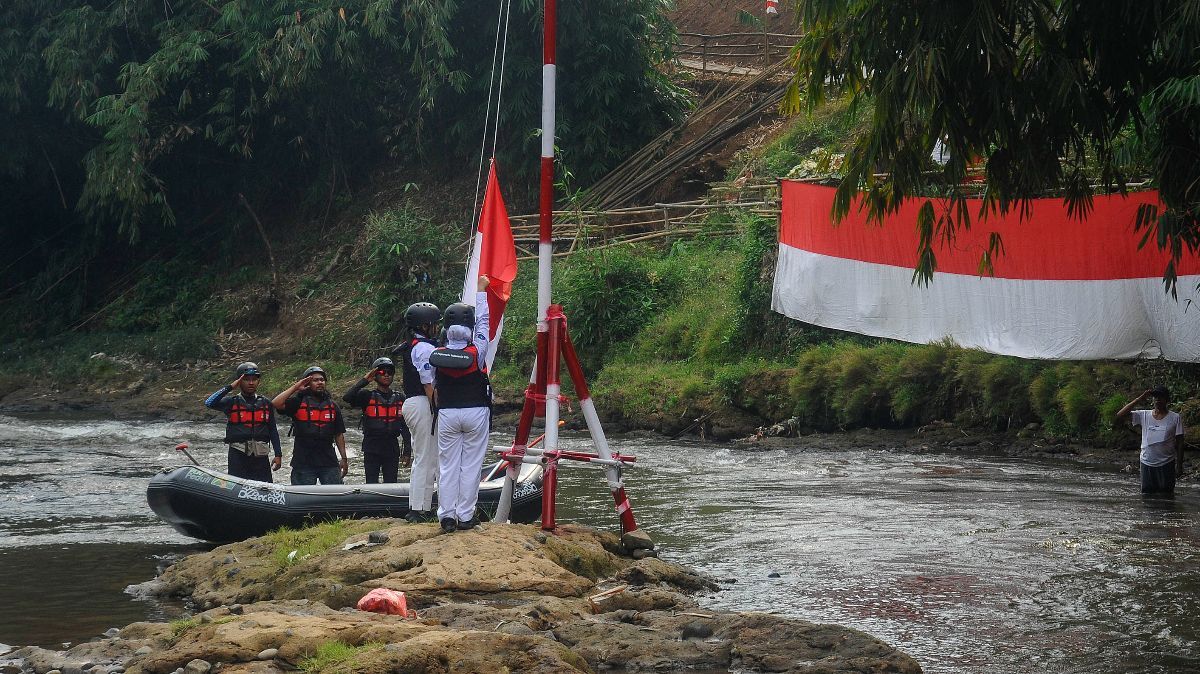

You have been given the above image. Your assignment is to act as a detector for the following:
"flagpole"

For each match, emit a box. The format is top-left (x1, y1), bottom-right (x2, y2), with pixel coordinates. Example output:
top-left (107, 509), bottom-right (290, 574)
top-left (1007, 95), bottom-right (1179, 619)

top-left (495, 0), bottom-right (557, 524)
top-left (536, 0), bottom-right (562, 466)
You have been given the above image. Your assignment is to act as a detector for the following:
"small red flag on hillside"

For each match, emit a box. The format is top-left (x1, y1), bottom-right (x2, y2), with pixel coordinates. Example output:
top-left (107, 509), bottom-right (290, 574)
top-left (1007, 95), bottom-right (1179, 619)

top-left (462, 160), bottom-right (518, 369)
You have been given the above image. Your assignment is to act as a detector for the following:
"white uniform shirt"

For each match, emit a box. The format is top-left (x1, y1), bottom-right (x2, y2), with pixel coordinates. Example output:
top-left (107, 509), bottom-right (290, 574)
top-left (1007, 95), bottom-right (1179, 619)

top-left (410, 332), bottom-right (437, 387)
top-left (1131, 410), bottom-right (1184, 467)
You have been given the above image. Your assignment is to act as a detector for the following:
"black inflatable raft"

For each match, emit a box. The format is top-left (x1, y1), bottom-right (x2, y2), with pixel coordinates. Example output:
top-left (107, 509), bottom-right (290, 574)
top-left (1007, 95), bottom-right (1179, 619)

top-left (147, 462), bottom-right (544, 543)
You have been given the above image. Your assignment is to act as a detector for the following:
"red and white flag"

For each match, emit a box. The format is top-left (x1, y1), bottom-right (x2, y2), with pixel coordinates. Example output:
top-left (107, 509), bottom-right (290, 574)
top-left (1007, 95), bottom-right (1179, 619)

top-left (772, 181), bottom-right (1200, 361)
top-left (462, 160), bottom-right (518, 370)
top-left (765, 0), bottom-right (779, 15)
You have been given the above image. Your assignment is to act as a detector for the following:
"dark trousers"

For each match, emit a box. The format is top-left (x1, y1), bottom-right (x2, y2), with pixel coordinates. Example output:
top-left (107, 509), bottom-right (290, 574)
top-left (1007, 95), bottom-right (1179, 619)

top-left (227, 447), bottom-right (272, 482)
top-left (291, 465), bottom-right (342, 485)
top-left (1141, 462), bottom-right (1177, 495)
top-left (364, 436), bottom-right (401, 484)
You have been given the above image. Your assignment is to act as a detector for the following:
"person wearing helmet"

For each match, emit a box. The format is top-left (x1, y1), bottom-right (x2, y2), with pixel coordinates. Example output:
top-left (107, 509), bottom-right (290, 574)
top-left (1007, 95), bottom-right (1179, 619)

top-left (394, 301), bottom-right (441, 522)
top-left (431, 275), bottom-right (492, 534)
top-left (342, 356), bottom-right (410, 483)
top-left (272, 365), bottom-right (349, 485)
top-left (203, 361), bottom-right (282, 481)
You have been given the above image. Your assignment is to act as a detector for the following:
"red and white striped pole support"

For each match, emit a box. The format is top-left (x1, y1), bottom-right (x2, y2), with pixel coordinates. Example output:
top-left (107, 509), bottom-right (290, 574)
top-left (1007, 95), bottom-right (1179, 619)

top-left (539, 305), bottom-right (565, 530)
top-left (561, 325), bottom-right (639, 533)
top-left (541, 451), bottom-right (559, 531)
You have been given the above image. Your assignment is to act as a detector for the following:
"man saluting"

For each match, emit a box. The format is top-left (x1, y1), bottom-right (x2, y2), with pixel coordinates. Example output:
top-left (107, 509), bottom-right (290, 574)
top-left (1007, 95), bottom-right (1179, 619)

top-left (1116, 385), bottom-right (1187, 496)
top-left (203, 361), bottom-right (282, 481)
top-left (273, 365), bottom-right (349, 485)
top-left (343, 357), bottom-right (409, 484)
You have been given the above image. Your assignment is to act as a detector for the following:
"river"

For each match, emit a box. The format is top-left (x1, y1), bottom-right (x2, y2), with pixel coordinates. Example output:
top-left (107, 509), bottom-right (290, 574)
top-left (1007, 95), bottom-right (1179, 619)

top-left (1, 415), bottom-right (1196, 673)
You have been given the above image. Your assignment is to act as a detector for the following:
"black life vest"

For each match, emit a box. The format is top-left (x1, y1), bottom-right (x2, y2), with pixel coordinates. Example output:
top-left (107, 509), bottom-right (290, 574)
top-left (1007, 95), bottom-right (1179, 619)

top-left (434, 345), bottom-right (491, 409)
top-left (361, 389), bottom-right (405, 438)
top-left (399, 335), bottom-right (438, 398)
top-left (290, 394), bottom-right (339, 441)
top-left (225, 395), bottom-right (274, 444)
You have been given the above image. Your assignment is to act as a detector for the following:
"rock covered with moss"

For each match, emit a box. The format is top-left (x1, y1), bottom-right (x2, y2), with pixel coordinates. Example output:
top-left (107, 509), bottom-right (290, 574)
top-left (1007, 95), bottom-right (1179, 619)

top-left (7, 521), bottom-right (921, 673)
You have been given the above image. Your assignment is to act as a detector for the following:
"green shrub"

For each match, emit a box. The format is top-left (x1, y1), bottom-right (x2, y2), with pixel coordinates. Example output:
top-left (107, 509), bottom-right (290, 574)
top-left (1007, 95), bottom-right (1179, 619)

top-left (358, 206), bottom-right (462, 340)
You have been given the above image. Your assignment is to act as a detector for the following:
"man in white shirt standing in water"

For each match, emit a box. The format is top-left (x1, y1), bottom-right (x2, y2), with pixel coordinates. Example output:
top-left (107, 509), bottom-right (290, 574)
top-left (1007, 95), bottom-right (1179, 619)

top-left (1116, 385), bottom-right (1186, 496)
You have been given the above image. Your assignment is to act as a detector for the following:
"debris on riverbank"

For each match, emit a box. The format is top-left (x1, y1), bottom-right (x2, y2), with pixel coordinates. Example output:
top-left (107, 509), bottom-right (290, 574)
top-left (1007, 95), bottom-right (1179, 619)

top-left (3, 522), bottom-right (922, 673)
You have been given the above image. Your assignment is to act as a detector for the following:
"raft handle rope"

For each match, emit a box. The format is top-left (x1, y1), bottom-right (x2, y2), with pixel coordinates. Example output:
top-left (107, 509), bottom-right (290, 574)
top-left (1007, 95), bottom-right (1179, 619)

top-left (175, 441), bottom-right (200, 466)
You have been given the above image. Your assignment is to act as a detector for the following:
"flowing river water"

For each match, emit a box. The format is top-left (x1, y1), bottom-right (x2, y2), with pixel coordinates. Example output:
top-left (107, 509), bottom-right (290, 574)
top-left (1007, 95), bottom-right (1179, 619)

top-left (1, 414), bottom-right (1197, 673)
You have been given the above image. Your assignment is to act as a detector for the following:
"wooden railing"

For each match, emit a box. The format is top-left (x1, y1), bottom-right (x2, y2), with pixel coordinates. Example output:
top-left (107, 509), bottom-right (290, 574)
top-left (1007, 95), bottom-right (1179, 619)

top-left (501, 182), bottom-right (781, 261)
top-left (677, 32), bottom-right (799, 72)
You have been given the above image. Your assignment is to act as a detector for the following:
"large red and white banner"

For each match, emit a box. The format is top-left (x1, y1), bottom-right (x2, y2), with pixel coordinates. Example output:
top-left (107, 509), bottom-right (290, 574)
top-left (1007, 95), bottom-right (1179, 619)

top-left (773, 181), bottom-right (1200, 361)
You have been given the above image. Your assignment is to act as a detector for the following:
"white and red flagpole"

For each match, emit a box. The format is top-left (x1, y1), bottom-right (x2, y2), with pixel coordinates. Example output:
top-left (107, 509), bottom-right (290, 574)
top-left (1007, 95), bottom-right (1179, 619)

top-left (496, 0), bottom-right (642, 536)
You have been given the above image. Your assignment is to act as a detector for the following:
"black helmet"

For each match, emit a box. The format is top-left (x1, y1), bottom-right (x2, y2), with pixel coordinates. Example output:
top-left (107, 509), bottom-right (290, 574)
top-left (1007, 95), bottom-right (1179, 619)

top-left (404, 302), bottom-right (441, 329)
top-left (302, 365), bottom-right (327, 379)
top-left (236, 361), bottom-right (262, 377)
top-left (442, 302), bottom-right (475, 328)
top-left (371, 357), bottom-right (395, 372)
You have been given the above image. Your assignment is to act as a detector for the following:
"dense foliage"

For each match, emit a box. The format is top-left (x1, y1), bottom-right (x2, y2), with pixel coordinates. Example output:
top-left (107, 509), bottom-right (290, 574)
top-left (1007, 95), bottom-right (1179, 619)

top-left (787, 0), bottom-right (1200, 291)
top-left (0, 0), bottom-right (686, 337)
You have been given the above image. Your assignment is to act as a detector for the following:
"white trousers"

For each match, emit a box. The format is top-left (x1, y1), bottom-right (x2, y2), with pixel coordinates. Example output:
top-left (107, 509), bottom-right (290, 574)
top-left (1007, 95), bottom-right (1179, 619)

top-left (436, 406), bottom-right (491, 522)
top-left (403, 396), bottom-right (438, 511)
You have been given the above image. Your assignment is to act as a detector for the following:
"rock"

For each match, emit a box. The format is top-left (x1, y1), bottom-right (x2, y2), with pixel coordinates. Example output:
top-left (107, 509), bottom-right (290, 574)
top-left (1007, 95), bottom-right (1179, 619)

top-left (124, 523), bottom-right (918, 674)
top-left (103, 628), bottom-right (120, 638)
top-left (368, 531), bottom-right (390, 545)
top-left (0, 665), bottom-right (21, 674)
top-left (46, 670), bottom-right (62, 674)
top-left (134, 646), bottom-right (153, 656)
top-left (620, 529), bottom-right (655, 552)
top-left (183, 659), bottom-right (211, 674)
top-left (228, 604), bottom-right (244, 615)
top-left (79, 661), bottom-right (94, 669)
top-left (767, 572), bottom-right (781, 578)
top-left (630, 548), bottom-right (657, 560)
top-left (497, 622), bottom-right (536, 636)
top-left (681, 621), bottom-right (713, 640)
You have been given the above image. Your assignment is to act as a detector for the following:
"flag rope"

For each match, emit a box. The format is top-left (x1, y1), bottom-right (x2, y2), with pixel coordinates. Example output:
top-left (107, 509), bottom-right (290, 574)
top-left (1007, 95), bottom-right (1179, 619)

top-left (469, 0), bottom-right (515, 263)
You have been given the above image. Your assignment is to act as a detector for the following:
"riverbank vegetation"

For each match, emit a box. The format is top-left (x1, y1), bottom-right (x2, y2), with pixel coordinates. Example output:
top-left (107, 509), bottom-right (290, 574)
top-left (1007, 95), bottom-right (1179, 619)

top-left (1, 6), bottom-right (1195, 450)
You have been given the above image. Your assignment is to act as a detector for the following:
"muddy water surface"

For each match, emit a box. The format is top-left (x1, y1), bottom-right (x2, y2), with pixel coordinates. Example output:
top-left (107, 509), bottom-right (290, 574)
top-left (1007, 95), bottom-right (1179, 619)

top-left (1, 416), bottom-right (1197, 673)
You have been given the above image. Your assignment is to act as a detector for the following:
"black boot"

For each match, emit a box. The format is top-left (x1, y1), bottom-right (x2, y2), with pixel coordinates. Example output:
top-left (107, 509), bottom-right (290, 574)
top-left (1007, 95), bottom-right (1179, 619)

top-left (456, 517), bottom-right (480, 530)
top-left (440, 517), bottom-right (457, 534)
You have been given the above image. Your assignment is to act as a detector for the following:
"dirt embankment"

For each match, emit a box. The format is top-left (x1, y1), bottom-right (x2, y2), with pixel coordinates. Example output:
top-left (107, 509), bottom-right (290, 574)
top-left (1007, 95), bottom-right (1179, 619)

top-left (6, 523), bottom-right (921, 673)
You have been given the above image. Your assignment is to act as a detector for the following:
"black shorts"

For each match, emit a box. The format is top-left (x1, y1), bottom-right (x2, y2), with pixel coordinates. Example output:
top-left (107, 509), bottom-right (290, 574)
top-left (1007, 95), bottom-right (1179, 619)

top-left (1140, 462), bottom-right (1176, 495)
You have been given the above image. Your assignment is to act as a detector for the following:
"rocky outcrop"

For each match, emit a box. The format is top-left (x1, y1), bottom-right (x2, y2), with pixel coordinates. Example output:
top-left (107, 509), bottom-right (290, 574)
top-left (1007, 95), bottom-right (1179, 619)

top-left (5, 522), bottom-right (921, 673)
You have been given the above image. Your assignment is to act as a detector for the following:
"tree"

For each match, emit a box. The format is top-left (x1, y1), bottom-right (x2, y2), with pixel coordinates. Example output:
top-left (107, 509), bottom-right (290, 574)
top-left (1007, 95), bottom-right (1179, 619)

top-left (787, 0), bottom-right (1200, 292)
top-left (0, 0), bottom-right (686, 336)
